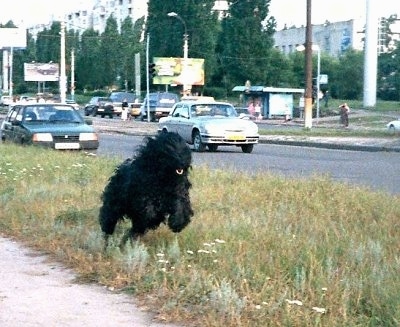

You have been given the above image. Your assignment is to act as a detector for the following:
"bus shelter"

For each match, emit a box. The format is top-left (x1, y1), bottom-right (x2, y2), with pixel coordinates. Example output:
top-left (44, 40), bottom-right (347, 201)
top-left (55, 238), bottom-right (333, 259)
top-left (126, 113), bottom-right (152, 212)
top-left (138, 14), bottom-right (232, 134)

top-left (232, 85), bottom-right (304, 119)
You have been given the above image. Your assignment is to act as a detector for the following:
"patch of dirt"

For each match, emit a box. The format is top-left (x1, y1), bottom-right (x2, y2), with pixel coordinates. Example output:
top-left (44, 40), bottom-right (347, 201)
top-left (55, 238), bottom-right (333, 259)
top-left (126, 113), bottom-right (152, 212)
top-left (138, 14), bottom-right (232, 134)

top-left (0, 236), bottom-right (182, 327)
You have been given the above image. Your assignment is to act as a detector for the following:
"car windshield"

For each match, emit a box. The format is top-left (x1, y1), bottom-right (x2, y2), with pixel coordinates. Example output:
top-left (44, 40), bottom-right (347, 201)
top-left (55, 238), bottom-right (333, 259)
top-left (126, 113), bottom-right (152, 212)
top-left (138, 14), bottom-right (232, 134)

top-left (23, 105), bottom-right (83, 123)
top-left (110, 93), bottom-right (135, 103)
top-left (191, 104), bottom-right (238, 118)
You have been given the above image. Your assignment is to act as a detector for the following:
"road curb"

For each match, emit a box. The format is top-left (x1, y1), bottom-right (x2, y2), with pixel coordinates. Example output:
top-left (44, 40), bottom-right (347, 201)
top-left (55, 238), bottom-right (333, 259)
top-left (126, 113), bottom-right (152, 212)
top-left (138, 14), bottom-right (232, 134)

top-left (261, 138), bottom-right (400, 152)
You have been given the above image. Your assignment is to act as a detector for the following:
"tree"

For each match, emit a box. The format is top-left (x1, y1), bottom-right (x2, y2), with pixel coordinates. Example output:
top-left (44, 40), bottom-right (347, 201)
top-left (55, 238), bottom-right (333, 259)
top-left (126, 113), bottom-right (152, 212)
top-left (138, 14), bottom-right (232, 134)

top-left (378, 40), bottom-right (400, 101)
top-left (119, 16), bottom-right (145, 91)
top-left (99, 15), bottom-right (120, 88)
top-left (75, 28), bottom-right (102, 90)
top-left (216, 0), bottom-right (275, 93)
top-left (331, 49), bottom-right (363, 100)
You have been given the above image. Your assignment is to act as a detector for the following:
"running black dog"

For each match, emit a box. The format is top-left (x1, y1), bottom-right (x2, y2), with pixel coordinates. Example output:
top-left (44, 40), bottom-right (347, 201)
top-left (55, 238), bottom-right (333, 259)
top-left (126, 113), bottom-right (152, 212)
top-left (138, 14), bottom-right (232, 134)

top-left (99, 132), bottom-right (193, 247)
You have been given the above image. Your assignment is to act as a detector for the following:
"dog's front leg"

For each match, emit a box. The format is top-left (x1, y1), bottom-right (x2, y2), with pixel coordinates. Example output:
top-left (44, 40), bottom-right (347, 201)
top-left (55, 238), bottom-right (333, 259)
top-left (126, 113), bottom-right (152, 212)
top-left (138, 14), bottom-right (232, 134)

top-left (167, 196), bottom-right (193, 233)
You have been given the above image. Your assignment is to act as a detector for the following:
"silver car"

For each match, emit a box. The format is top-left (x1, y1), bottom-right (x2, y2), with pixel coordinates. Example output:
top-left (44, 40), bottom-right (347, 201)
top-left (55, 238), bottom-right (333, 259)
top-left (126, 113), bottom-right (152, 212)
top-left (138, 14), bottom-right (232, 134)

top-left (158, 101), bottom-right (259, 153)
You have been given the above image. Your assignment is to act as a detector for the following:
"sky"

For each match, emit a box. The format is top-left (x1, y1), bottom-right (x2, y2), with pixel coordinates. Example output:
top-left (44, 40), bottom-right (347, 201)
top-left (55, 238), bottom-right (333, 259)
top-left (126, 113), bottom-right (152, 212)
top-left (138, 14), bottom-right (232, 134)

top-left (0, 0), bottom-right (397, 29)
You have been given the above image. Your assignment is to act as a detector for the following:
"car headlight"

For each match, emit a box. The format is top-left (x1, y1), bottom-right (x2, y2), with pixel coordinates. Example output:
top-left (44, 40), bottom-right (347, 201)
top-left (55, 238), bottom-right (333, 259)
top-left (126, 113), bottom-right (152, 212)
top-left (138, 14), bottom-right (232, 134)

top-left (203, 124), bottom-right (220, 134)
top-left (79, 133), bottom-right (98, 141)
top-left (32, 133), bottom-right (53, 142)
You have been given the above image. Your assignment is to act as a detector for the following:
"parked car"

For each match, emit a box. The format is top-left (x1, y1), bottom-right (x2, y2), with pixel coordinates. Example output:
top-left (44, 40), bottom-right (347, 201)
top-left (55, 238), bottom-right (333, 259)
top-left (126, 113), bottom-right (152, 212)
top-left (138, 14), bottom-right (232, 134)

top-left (0, 95), bottom-right (12, 107)
top-left (387, 118), bottom-right (400, 134)
top-left (158, 101), bottom-right (259, 153)
top-left (84, 97), bottom-right (114, 118)
top-left (65, 99), bottom-right (80, 110)
top-left (109, 92), bottom-right (136, 116)
top-left (0, 103), bottom-right (99, 151)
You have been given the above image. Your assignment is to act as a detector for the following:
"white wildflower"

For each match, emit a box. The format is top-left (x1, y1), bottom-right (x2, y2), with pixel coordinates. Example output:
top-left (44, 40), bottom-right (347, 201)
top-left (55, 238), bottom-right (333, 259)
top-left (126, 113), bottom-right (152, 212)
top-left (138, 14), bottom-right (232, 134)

top-left (312, 307), bottom-right (326, 313)
top-left (285, 299), bottom-right (303, 306)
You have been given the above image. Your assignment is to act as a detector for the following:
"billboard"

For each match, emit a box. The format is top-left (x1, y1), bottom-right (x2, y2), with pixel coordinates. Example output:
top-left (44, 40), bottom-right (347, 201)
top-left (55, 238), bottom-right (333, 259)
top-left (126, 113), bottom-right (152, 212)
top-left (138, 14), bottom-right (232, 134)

top-left (24, 63), bottom-right (60, 82)
top-left (0, 28), bottom-right (27, 49)
top-left (152, 57), bottom-right (204, 86)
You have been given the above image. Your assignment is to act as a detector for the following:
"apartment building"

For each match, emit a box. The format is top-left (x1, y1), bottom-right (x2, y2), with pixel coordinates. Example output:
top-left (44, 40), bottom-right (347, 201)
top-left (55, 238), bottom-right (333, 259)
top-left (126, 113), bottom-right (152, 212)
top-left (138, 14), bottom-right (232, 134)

top-left (273, 19), bottom-right (365, 58)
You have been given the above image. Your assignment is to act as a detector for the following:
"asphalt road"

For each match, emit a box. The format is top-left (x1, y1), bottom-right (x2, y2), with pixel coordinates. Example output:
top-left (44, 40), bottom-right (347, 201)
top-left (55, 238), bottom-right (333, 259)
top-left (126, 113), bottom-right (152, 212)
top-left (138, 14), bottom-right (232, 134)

top-left (98, 133), bottom-right (400, 195)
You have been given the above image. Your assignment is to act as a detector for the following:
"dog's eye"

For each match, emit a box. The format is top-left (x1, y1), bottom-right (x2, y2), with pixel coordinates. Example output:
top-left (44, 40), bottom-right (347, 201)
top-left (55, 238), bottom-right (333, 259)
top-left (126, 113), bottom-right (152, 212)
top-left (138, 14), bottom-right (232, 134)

top-left (176, 169), bottom-right (184, 175)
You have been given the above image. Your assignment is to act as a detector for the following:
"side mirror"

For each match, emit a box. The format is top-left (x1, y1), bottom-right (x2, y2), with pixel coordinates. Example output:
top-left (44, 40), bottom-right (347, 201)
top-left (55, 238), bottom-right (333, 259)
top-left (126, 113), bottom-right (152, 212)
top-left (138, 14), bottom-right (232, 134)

top-left (84, 118), bottom-right (93, 125)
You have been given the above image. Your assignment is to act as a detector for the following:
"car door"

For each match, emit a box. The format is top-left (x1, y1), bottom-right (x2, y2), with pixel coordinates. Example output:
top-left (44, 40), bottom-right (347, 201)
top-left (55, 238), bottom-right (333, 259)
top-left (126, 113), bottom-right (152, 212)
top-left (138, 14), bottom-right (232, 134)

top-left (9, 106), bottom-right (27, 143)
top-left (1, 106), bottom-right (20, 142)
top-left (177, 104), bottom-right (193, 142)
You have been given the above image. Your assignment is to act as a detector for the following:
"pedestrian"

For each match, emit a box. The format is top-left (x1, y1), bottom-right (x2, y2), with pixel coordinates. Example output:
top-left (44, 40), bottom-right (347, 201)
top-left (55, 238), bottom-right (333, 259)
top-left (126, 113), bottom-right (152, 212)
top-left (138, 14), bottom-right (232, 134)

top-left (247, 101), bottom-right (255, 117)
top-left (121, 98), bottom-right (129, 121)
top-left (323, 90), bottom-right (329, 108)
top-left (254, 101), bottom-right (262, 121)
top-left (339, 103), bottom-right (350, 127)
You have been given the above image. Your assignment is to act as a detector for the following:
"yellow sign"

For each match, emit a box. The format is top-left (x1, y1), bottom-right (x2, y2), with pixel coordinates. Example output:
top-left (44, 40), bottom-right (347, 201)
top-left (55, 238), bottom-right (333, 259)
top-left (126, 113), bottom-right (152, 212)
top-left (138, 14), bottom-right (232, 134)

top-left (152, 57), bottom-right (204, 86)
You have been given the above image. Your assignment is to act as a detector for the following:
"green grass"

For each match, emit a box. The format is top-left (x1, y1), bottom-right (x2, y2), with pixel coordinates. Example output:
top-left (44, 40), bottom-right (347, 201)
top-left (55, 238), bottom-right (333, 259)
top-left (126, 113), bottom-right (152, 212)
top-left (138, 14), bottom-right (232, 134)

top-left (1, 144), bottom-right (400, 326)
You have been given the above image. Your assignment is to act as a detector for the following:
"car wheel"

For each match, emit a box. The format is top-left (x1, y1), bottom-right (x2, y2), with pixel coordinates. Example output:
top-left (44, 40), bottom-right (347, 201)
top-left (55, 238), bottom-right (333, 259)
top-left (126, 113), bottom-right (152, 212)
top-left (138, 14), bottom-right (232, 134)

top-left (193, 131), bottom-right (206, 152)
top-left (101, 115), bottom-right (105, 118)
top-left (241, 144), bottom-right (254, 153)
top-left (208, 144), bottom-right (218, 152)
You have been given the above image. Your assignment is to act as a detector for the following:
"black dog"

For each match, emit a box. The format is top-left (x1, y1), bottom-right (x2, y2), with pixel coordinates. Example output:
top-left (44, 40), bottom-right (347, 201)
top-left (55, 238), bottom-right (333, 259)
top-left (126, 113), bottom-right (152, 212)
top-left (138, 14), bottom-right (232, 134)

top-left (99, 132), bottom-right (193, 247)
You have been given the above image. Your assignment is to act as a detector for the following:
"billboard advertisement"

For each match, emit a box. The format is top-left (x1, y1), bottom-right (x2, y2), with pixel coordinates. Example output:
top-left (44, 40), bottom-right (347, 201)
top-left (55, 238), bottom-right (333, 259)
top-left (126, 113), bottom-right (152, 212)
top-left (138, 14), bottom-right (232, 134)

top-left (24, 63), bottom-right (60, 82)
top-left (152, 57), bottom-right (204, 86)
top-left (0, 28), bottom-right (27, 49)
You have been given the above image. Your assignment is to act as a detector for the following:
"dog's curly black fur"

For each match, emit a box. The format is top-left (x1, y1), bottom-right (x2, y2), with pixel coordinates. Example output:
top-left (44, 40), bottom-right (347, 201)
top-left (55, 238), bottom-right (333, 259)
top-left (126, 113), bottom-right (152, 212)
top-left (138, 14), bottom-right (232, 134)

top-left (99, 132), bottom-right (193, 247)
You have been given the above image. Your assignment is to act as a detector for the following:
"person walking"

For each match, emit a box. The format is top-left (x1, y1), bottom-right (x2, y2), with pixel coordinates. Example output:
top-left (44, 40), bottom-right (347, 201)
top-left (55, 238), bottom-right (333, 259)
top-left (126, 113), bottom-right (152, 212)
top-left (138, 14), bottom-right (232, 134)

top-left (121, 98), bottom-right (129, 121)
top-left (254, 101), bottom-right (262, 121)
top-left (339, 103), bottom-right (350, 127)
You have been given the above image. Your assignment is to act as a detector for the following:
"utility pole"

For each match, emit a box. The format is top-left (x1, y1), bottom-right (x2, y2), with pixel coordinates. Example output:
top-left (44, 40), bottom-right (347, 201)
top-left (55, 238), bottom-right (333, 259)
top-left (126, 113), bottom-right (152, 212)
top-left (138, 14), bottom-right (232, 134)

top-left (59, 21), bottom-right (67, 103)
top-left (71, 49), bottom-right (75, 101)
top-left (304, 0), bottom-right (313, 129)
top-left (146, 33), bottom-right (150, 123)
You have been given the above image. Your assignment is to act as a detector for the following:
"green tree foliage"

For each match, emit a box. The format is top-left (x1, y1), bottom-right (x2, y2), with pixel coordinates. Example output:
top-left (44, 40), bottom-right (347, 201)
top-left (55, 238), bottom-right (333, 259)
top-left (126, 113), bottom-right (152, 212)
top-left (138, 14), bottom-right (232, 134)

top-left (216, 0), bottom-right (275, 91)
top-left (76, 28), bottom-right (102, 90)
top-left (36, 22), bottom-right (61, 63)
top-left (330, 49), bottom-right (364, 99)
top-left (378, 40), bottom-right (400, 100)
top-left (119, 16), bottom-right (145, 91)
top-left (99, 15), bottom-right (120, 88)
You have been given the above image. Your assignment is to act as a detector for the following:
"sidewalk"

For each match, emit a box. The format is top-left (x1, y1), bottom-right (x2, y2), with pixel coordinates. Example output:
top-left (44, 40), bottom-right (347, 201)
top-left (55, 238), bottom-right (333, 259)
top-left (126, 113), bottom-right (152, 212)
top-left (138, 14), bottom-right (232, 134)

top-left (94, 118), bottom-right (400, 153)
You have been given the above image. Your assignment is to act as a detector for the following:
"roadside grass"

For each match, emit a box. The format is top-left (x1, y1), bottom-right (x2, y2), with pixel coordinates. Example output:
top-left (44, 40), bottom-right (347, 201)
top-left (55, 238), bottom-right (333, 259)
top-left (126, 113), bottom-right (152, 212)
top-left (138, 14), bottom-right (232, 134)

top-left (1, 144), bottom-right (399, 326)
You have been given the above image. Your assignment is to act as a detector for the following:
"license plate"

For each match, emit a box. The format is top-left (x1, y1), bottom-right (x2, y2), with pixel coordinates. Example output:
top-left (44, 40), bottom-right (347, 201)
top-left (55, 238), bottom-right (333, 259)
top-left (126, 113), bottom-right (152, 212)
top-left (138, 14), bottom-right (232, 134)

top-left (97, 108), bottom-right (104, 112)
top-left (226, 133), bottom-right (245, 141)
top-left (55, 143), bottom-right (80, 150)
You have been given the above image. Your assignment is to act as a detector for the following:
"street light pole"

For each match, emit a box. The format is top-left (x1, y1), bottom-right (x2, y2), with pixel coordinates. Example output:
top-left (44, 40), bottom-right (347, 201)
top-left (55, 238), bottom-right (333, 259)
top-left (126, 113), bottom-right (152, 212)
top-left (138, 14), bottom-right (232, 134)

top-left (167, 12), bottom-right (190, 95)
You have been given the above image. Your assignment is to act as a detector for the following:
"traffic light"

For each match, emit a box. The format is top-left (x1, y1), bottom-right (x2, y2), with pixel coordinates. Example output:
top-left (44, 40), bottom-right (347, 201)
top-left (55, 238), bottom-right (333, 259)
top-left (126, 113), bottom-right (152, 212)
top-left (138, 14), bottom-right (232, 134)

top-left (148, 63), bottom-right (156, 77)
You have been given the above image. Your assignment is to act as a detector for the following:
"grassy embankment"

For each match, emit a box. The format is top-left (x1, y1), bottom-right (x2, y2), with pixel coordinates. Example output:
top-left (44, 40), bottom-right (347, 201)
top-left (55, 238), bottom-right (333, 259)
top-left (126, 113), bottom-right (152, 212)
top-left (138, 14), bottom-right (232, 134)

top-left (0, 144), bottom-right (399, 326)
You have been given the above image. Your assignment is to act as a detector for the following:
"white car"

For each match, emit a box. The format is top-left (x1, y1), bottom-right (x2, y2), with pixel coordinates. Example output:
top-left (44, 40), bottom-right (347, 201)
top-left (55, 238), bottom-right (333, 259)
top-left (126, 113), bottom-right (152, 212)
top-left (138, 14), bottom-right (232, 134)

top-left (158, 101), bottom-right (259, 153)
top-left (387, 118), bottom-right (400, 134)
top-left (0, 95), bottom-right (12, 106)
